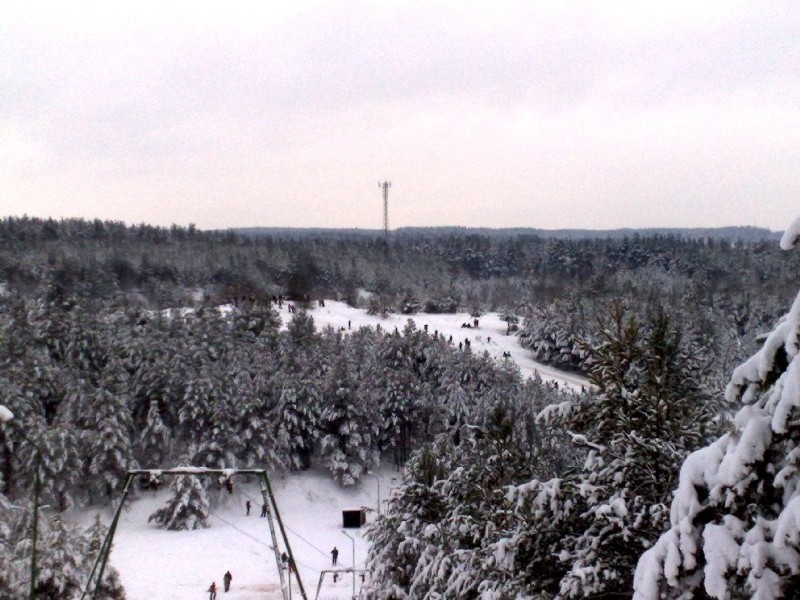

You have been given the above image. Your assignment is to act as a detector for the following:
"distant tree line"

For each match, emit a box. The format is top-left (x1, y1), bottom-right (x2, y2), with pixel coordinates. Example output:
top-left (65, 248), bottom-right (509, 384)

top-left (1, 217), bottom-right (796, 391)
top-left (0, 217), bottom-right (794, 315)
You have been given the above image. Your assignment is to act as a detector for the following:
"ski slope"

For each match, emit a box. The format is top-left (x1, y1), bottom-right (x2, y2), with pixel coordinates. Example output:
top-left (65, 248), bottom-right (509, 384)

top-left (276, 300), bottom-right (589, 391)
top-left (78, 469), bottom-right (394, 600)
top-left (80, 300), bottom-right (586, 599)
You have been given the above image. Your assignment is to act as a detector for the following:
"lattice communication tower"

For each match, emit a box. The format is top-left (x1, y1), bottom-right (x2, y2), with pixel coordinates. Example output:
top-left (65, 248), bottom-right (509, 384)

top-left (379, 181), bottom-right (391, 242)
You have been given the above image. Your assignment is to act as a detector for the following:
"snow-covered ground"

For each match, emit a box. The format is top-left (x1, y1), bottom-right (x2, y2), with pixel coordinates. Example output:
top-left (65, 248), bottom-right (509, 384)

top-left (80, 300), bottom-right (586, 599)
top-left (77, 468), bottom-right (395, 599)
top-left (276, 299), bottom-right (589, 391)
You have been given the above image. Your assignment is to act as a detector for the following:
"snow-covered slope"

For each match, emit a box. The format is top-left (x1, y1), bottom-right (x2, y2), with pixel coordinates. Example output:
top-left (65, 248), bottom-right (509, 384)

top-left (79, 468), bottom-right (396, 600)
top-left (275, 300), bottom-right (589, 391)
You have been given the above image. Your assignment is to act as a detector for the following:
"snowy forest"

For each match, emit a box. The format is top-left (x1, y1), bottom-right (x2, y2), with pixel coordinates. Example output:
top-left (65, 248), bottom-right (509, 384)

top-left (2, 215), bottom-right (800, 598)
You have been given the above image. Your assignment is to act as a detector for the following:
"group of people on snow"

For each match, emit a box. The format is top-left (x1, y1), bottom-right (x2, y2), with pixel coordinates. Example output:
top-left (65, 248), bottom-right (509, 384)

top-left (205, 498), bottom-right (345, 597)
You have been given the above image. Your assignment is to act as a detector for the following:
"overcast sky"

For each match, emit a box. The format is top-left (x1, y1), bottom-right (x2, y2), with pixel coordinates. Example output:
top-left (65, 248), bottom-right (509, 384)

top-left (1, 1), bottom-right (798, 231)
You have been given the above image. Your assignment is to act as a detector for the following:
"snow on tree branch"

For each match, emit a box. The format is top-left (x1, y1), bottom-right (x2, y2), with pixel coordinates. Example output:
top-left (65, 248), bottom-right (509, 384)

top-left (634, 215), bottom-right (800, 599)
top-left (780, 215), bottom-right (800, 250)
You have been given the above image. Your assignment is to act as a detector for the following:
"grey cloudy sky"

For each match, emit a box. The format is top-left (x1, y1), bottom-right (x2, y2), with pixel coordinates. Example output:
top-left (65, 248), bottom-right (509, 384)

top-left (2, 1), bottom-right (798, 231)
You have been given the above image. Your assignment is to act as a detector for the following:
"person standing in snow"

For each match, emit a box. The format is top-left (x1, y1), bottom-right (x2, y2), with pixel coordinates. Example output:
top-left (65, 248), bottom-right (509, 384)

top-left (208, 581), bottom-right (217, 600)
top-left (246, 500), bottom-right (251, 515)
top-left (281, 552), bottom-right (289, 569)
top-left (223, 571), bottom-right (232, 592)
top-left (331, 546), bottom-right (339, 566)
top-left (260, 503), bottom-right (267, 517)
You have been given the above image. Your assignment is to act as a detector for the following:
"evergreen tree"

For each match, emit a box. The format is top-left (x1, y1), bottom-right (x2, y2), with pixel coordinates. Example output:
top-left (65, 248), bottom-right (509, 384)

top-left (40, 423), bottom-right (82, 512)
top-left (460, 307), bottom-right (718, 599)
top-left (138, 400), bottom-right (172, 468)
top-left (273, 380), bottom-right (321, 471)
top-left (233, 359), bottom-right (279, 468)
top-left (407, 405), bottom-right (540, 598)
top-left (33, 516), bottom-right (86, 598)
top-left (634, 222), bottom-right (800, 599)
top-left (148, 468), bottom-right (210, 531)
top-left (364, 379), bottom-right (567, 599)
top-left (273, 317), bottom-right (326, 470)
top-left (0, 490), bottom-right (15, 597)
top-left (81, 515), bottom-right (126, 599)
top-left (88, 383), bottom-right (138, 501)
top-left (364, 444), bottom-right (449, 599)
top-left (548, 307), bottom-right (716, 599)
top-left (191, 440), bottom-right (237, 472)
top-left (286, 311), bottom-right (317, 349)
top-left (375, 321), bottom-right (432, 466)
top-left (319, 350), bottom-right (377, 485)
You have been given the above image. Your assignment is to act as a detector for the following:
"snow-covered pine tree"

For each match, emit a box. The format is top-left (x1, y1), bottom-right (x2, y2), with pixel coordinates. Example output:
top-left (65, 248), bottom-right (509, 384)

top-left (273, 382), bottom-right (320, 470)
top-left (0, 490), bottom-right (14, 597)
top-left (81, 514), bottom-right (126, 599)
top-left (286, 310), bottom-right (317, 349)
top-left (364, 378), bottom-right (565, 599)
top-left (549, 307), bottom-right (717, 599)
top-left (180, 356), bottom-right (244, 467)
top-left (28, 516), bottom-right (85, 599)
top-left (233, 361), bottom-right (280, 468)
top-left (129, 312), bottom-right (185, 434)
top-left (40, 422), bottom-right (82, 512)
top-left (521, 299), bottom-right (590, 373)
top-left (364, 443), bottom-right (449, 599)
top-left (634, 219), bottom-right (800, 599)
top-left (375, 321), bottom-right (434, 466)
top-left (191, 439), bottom-right (237, 473)
top-left (88, 381), bottom-right (138, 501)
top-left (179, 370), bottom-right (217, 444)
top-left (273, 317), bottom-right (326, 470)
top-left (470, 306), bottom-right (716, 599)
top-left (231, 297), bottom-right (281, 340)
top-left (405, 403), bottom-right (539, 598)
top-left (319, 349), bottom-right (377, 485)
top-left (148, 467), bottom-right (210, 530)
top-left (138, 399), bottom-right (172, 467)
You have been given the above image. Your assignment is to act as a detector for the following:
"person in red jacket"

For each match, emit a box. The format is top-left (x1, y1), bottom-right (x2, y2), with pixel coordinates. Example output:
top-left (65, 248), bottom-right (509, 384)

top-left (208, 581), bottom-right (217, 600)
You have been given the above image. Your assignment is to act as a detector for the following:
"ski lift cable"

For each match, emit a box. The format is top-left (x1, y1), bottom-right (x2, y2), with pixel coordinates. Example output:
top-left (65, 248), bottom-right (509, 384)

top-left (207, 508), bottom-right (320, 572)
top-left (207, 509), bottom-right (274, 549)
top-left (240, 487), bottom-right (331, 560)
top-left (283, 523), bottom-right (334, 560)
top-left (241, 488), bottom-right (369, 569)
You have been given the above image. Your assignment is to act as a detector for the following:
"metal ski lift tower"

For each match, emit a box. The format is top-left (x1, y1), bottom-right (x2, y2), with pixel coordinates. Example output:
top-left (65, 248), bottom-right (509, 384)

top-left (81, 468), bottom-right (308, 600)
top-left (379, 180), bottom-right (391, 242)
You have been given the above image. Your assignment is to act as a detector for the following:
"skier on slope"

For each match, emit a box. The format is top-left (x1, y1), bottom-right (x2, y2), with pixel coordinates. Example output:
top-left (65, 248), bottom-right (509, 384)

top-left (223, 570), bottom-right (232, 592)
top-left (208, 581), bottom-right (217, 600)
